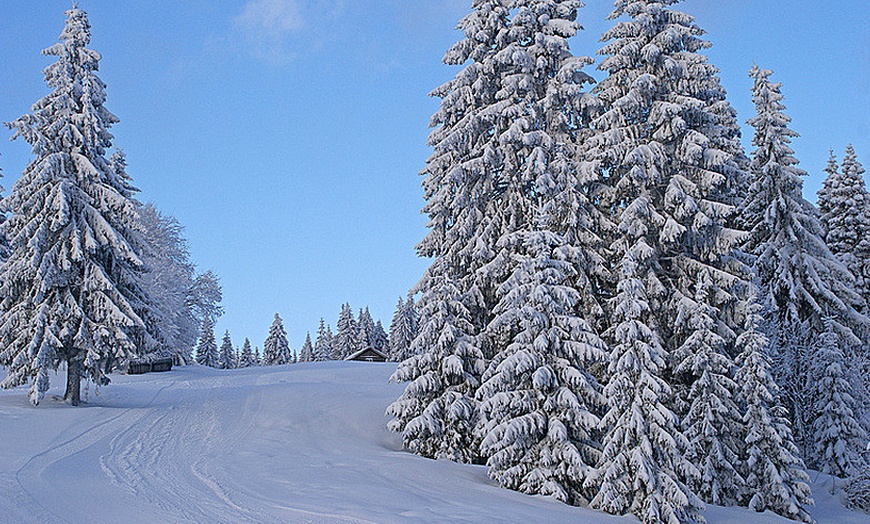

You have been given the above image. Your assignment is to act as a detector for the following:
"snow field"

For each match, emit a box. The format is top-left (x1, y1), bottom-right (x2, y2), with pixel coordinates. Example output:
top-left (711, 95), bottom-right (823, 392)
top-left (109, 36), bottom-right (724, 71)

top-left (0, 362), bottom-right (867, 524)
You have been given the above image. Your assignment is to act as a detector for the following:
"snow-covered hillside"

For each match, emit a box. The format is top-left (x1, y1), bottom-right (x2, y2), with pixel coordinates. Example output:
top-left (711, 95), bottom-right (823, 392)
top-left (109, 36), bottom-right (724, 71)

top-left (0, 362), bottom-right (866, 524)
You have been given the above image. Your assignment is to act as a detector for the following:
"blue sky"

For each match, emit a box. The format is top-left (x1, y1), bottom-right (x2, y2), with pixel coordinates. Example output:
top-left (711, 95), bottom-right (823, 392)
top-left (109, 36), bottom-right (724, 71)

top-left (0, 0), bottom-right (867, 350)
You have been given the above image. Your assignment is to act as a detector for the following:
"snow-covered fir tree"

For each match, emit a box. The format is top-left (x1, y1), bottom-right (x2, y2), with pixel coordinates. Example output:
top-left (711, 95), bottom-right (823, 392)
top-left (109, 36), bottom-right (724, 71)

top-left (845, 462), bottom-right (870, 512)
top-left (734, 295), bottom-right (813, 522)
top-left (333, 304), bottom-right (357, 360)
top-left (389, 296), bottom-right (414, 362)
top-left (358, 307), bottom-right (376, 348)
top-left (195, 320), bottom-right (219, 368)
top-left (238, 338), bottom-right (255, 368)
top-left (387, 264), bottom-right (486, 463)
top-left (219, 331), bottom-right (236, 370)
top-left (582, 0), bottom-right (751, 518)
top-left (810, 318), bottom-right (868, 479)
top-left (589, 251), bottom-right (702, 524)
top-left (674, 270), bottom-right (744, 506)
top-left (372, 320), bottom-right (389, 354)
top-left (313, 318), bottom-right (332, 361)
top-left (253, 346), bottom-right (261, 366)
top-left (740, 65), bottom-right (870, 455)
top-left (263, 313), bottom-right (292, 365)
top-left (477, 223), bottom-right (607, 505)
top-left (0, 7), bottom-right (157, 405)
top-left (299, 332), bottom-right (314, 363)
top-left (818, 146), bottom-right (870, 308)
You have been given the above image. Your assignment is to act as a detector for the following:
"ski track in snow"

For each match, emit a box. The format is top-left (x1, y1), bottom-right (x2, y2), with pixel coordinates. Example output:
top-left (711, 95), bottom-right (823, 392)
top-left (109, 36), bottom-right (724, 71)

top-left (0, 362), bottom-right (868, 524)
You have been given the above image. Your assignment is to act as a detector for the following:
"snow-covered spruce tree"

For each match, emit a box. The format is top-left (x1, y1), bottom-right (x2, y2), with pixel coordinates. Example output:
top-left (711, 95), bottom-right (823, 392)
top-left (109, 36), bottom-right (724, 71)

top-left (740, 66), bottom-right (870, 455)
top-left (818, 146), bottom-right (870, 308)
top-left (673, 270), bottom-right (744, 506)
top-left (589, 251), bottom-right (702, 524)
top-left (0, 7), bottom-right (157, 405)
top-left (358, 307), bottom-right (376, 347)
top-left (253, 346), bottom-right (261, 366)
top-left (387, 263), bottom-right (486, 463)
top-left (313, 318), bottom-right (332, 361)
top-left (238, 338), bottom-right (255, 368)
top-left (845, 463), bottom-right (870, 512)
top-left (195, 320), bottom-right (219, 368)
top-left (219, 331), bottom-right (236, 370)
top-left (810, 317), bottom-right (868, 480)
top-left (583, 0), bottom-right (749, 518)
top-left (463, 0), bottom-right (613, 503)
top-left (414, 0), bottom-right (514, 368)
top-left (734, 292), bottom-right (813, 522)
top-left (372, 320), bottom-right (389, 353)
top-left (477, 222), bottom-right (607, 505)
top-left (263, 313), bottom-right (292, 365)
top-left (333, 303), bottom-right (356, 360)
top-left (389, 296), bottom-right (413, 361)
top-left (299, 332), bottom-right (314, 363)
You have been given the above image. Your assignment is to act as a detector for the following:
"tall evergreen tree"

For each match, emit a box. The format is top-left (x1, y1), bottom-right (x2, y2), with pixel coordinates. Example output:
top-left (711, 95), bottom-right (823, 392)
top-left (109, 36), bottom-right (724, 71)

top-left (740, 66), bottom-right (870, 453)
top-left (219, 331), bottom-right (236, 370)
top-left (0, 7), bottom-right (156, 405)
top-left (195, 320), bottom-right (218, 368)
top-left (734, 296), bottom-right (813, 522)
top-left (582, 0), bottom-right (750, 519)
top-left (238, 338), bottom-right (255, 368)
top-left (298, 332), bottom-right (313, 363)
top-left (263, 313), bottom-right (292, 365)
top-left (313, 318), bottom-right (332, 361)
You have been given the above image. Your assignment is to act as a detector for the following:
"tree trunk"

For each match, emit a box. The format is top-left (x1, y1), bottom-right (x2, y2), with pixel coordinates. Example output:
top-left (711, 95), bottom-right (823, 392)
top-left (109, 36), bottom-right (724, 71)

top-left (64, 358), bottom-right (81, 406)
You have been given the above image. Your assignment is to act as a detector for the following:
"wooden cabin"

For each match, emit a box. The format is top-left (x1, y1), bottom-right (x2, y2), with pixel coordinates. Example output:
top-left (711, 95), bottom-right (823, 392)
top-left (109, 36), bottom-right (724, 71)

top-left (345, 347), bottom-right (388, 363)
top-left (127, 357), bottom-right (174, 375)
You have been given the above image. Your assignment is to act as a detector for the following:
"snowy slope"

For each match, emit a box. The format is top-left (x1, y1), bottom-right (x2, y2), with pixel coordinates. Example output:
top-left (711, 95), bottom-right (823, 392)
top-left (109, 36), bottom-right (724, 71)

top-left (0, 362), bottom-right (867, 524)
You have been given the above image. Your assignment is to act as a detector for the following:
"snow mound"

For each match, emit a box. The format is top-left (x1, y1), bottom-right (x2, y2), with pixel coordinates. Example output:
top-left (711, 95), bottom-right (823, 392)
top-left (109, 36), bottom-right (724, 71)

top-left (0, 362), bottom-right (867, 523)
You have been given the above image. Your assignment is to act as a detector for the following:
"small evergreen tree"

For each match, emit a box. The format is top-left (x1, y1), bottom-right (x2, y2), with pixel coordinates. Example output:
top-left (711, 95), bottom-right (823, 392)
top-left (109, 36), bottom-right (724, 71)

top-left (333, 303), bottom-right (357, 359)
top-left (219, 331), bottom-right (236, 370)
top-left (734, 296), bottom-right (813, 522)
top-left (372, 320), bottom-right (389, 353)
top-left (313, 318), bottom-right (332, 361)
top-left (387, 266), bottom-right (485, 463)
top-left (195, 320), bottom-right (219, 368)
top-left (390, 296), bottom-right (418, 362)
top-left (810, 318), bottom-right (868, 479)
top-left (253, 346), bottom-right (261, 366)
top-left (299, 332), bottom-right (314, 363)
top-left (263, 313), bottom-right (292, 365)
top-left (477, 226), bottom-right (607, 505)
top-left (238, 338), bottom-right (255, 368)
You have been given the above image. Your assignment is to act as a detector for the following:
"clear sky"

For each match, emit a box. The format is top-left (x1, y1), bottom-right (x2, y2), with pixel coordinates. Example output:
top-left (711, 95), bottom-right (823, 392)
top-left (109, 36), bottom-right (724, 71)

top-left (0, 0), bottom-right (867, 350)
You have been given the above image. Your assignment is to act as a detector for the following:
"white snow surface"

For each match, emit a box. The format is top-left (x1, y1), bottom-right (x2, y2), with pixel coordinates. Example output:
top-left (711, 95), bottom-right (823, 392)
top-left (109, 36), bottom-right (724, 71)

top-left (0, 362), bottom-right (867, 524)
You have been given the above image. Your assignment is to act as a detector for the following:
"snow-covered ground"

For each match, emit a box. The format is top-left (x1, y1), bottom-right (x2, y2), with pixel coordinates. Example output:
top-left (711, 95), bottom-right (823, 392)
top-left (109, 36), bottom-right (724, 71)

top-left (0, 362), bottom-right (866, 524)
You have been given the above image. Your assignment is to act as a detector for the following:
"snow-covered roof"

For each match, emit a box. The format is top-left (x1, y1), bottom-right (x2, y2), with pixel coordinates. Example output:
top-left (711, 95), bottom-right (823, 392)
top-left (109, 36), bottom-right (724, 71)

top-left (345, 347), bottom-right (387, 361)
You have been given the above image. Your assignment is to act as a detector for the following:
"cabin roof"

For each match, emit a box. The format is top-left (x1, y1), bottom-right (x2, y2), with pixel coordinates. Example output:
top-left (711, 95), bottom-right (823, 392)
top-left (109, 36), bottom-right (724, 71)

top-left (345, 347), bottom-right (388, 361)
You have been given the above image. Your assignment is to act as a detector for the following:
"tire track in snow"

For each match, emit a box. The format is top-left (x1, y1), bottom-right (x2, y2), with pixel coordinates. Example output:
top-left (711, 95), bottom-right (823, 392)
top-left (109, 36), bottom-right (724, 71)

top-left (12, 381), bottom-right (175, 523)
